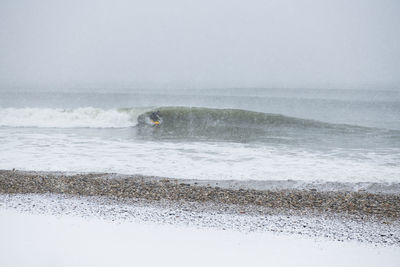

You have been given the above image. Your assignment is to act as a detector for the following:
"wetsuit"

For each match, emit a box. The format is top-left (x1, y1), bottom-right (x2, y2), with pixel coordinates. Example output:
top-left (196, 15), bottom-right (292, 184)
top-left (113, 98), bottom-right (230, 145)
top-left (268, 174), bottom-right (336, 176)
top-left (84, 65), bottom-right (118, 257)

top-left (150, 111), bottom-right (160, 122)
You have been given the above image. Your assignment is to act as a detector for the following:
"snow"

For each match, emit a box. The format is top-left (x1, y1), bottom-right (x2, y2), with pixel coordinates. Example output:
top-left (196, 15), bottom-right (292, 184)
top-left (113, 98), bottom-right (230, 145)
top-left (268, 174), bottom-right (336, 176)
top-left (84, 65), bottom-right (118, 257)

top-left (0, 208), bottom-right (399, 267)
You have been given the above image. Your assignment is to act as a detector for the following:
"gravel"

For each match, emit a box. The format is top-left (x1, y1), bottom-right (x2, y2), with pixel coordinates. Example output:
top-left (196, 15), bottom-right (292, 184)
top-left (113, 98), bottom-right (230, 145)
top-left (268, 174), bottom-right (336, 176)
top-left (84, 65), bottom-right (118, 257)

top-left (1, 169), bottom-right (400, 246)
top-left (1, 170), bottom-right (399, 219)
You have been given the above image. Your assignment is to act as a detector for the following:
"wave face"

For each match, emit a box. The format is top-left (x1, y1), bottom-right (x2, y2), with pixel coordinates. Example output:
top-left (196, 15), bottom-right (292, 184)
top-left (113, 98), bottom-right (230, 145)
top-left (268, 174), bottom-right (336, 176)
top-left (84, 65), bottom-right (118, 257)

top-left (0, 107), bottom-right (146, 128)
top-left (136, 107), bottom-right (375, 142)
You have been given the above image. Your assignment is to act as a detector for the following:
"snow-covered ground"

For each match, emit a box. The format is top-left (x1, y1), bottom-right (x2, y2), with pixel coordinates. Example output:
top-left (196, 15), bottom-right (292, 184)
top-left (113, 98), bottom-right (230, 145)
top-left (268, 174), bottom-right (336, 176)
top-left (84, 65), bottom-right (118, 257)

top-left (1, 209), bottom-right (399, 267)
top-left (0, 194), bottom-right (399, 267)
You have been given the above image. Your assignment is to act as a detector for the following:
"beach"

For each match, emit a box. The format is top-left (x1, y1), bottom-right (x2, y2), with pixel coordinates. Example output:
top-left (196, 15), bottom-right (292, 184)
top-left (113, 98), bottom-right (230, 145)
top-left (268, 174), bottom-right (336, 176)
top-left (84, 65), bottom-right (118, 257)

top-left (1, 170), bottom-right (400, 267)
top-left (1, 169), bottom-right (399, 246)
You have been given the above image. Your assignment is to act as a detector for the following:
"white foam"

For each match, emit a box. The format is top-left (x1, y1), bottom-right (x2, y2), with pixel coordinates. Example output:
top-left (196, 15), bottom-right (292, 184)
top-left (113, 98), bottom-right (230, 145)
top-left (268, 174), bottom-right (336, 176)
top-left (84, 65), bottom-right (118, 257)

top-left (0, 107), bottom-right (144, 128)
top-left (1, 129), bottom-right (399, 183)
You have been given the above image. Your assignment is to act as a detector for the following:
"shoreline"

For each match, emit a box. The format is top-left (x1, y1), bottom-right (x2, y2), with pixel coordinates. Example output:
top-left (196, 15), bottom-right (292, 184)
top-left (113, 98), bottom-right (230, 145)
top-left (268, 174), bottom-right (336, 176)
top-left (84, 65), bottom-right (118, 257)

top-left (1, 169), bottom-right (399, 219)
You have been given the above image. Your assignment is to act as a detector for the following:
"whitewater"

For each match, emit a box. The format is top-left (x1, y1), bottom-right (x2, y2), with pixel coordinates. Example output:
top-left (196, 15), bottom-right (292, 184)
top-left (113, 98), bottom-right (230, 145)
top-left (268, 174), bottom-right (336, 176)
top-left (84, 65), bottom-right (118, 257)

top-left (0, 89), bottom-right (399, 184)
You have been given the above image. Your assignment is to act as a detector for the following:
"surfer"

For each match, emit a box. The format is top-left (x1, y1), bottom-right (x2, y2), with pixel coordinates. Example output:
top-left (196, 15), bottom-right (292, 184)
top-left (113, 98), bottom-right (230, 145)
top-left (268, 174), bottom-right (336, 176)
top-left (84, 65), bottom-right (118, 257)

top-left (150, 111), bottom-right (161, 125)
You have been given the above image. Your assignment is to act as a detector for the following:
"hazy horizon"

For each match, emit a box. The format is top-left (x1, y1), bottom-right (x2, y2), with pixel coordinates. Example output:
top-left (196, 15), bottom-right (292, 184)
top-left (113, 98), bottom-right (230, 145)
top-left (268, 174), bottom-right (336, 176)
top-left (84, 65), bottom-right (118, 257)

top-left (1, 0), bottom-right (399, 90)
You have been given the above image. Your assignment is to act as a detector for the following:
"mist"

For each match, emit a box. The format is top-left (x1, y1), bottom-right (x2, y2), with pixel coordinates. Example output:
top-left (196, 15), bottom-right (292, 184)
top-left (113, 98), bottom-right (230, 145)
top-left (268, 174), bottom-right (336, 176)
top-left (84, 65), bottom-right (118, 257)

top-left (0, 0), bottom-right (399, 90)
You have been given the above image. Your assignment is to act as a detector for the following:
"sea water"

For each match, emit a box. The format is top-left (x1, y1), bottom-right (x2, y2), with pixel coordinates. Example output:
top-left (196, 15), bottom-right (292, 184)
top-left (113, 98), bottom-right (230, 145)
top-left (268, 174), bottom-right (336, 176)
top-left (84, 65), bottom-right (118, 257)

top-left (0, 88), bottom-right (399, 183)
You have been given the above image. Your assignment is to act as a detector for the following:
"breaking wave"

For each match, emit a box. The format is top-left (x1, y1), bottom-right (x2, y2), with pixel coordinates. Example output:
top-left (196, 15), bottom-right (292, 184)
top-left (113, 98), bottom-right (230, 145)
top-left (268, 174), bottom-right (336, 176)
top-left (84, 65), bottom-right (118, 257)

top-left (1, 106), bottom-right (340, 130)
top-left (1, 106), bottom-right (397, 144)
top-left (0, 107), bottom-right (146, 128)
top-left (0, 106), bottom-right (381, 140)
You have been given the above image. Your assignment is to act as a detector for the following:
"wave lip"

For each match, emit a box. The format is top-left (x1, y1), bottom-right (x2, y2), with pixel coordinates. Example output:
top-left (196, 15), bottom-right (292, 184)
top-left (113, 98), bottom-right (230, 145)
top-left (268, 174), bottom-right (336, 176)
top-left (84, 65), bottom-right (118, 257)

top-left (0, 107), bottom-right (144, 128)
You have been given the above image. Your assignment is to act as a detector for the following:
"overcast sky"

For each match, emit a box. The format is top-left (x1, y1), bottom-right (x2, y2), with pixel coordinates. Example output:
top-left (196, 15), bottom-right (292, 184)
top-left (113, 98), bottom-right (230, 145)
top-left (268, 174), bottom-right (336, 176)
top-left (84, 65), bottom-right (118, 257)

top-left (0, 0), bottom-right (399, 89)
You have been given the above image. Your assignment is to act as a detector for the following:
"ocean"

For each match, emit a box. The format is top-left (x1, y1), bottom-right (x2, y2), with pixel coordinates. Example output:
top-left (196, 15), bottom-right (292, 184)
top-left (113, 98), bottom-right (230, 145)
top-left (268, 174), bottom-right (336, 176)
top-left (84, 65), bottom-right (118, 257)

top-left (0, 88), bottom-right (399, 184)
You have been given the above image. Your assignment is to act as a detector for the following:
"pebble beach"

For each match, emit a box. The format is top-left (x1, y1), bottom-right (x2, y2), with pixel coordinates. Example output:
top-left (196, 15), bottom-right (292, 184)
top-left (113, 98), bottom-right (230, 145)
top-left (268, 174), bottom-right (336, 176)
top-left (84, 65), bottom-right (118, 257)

top-left (1, 169), bottom-right (399, 246)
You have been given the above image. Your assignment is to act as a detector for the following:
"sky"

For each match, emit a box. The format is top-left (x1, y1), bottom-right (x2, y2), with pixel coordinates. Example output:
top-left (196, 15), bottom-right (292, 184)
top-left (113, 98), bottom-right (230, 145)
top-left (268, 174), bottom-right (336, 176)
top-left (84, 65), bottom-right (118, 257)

top-left (0, 0), bottom-right (399, 89)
